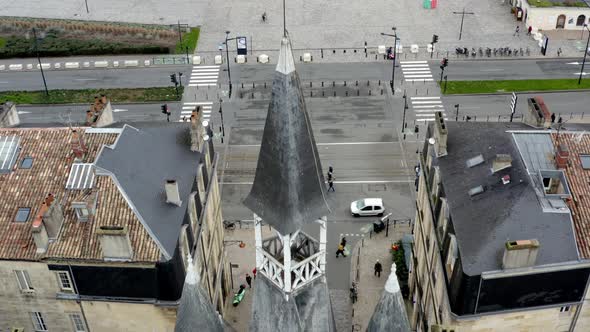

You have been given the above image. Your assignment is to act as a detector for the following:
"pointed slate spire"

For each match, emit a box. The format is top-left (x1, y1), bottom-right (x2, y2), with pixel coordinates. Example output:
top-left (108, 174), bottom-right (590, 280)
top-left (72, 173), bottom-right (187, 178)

top-left (175, 255), bottom-right (224, 332)
top-left (243, 36), bottom-right (331, 235)
top-left (366, 263), bottom-right (411, 332)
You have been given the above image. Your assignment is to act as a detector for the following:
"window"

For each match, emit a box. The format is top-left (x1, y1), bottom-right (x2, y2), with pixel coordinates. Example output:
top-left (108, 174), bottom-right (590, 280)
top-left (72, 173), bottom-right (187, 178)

top-left (581, 155), bottom-right (590, 169)
top-left (56, 271), bottom-right (73, 291)
top-left (69, 313), bottom-right (87, 332)
top-left (361, 206), bottom-right (372, 211)
top-left (15, 207), bottom-right (31, 223)
top-left (30, 312), bottom-right (47, 331)
top-left (74, 207), bottom-right (90, 222)
top-left (20, 157), bottom-right (33, 169)
top-left (560, 305), bottom-right (571, 313)
top-left (577, 15), bottom-right (586, 26)
top-left (15, 270), bottom-right (34, 292)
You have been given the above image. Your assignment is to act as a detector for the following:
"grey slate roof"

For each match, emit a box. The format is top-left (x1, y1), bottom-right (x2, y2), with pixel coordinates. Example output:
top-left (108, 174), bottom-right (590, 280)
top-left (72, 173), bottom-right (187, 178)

top-left (175, 255), bottom-right (224, 332)
top-left (367, 263), bottom-right (410, 332)
top-left (243, 36), bottom-right (331, 235)
top-left (95, 124), bottom-right (200, 259)
top-left (250, 276), bottom-right (335, 332)
top-left (436, 122), bottom-right (579, 275)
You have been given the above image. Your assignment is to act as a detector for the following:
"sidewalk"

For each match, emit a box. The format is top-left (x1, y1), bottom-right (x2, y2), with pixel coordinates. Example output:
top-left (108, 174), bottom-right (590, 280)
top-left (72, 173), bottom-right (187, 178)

top-left (349, 223), bottom-right (413, 331)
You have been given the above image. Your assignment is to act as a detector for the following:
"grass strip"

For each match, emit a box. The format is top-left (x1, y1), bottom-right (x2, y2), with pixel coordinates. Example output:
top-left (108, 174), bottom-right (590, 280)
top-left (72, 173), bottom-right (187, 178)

top-left (175, 27), bottom-right (200, 54)
top-left (442, 79), bottom-right (590, 95)
top-left (0, 87), bottom-right (183, 104)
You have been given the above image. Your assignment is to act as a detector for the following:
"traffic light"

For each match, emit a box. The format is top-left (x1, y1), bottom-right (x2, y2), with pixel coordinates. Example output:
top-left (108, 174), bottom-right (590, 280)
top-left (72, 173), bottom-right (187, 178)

top-left (170, 74), bottom-right (177, 84)
top-left (432, 34), bottom-right (439, 44)
top-left (161, 104), bottom-right (169, 114)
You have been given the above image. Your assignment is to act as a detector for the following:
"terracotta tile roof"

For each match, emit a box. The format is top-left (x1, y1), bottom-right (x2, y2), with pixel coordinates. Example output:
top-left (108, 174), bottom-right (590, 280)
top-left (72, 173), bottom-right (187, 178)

top-left (551, 133), bottom-right (590, 259)
top-left (0, 127), bottom-right (160, 262)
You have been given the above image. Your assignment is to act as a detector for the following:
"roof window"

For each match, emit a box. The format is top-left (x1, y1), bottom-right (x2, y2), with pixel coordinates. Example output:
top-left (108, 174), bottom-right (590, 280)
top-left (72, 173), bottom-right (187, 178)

top-left (20, 157), bottom-right (33, 169)
top-left (580, 155), bottom-right (590, 170)
top-left (0, 135), bottom-right (20, 173)
top-left (15, 207), bottom-right (31, 222)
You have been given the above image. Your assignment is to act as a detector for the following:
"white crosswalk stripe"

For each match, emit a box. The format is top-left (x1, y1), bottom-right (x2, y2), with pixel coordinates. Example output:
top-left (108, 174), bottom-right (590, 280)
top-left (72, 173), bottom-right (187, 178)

top-left (410, 96), bottom-right (448, 122)
top-left (178, 103), bottom-right (213, 122)
top-left (189, 65), bottom-right (220, 87)
top-left (400, 60), bottom-right (433, 82)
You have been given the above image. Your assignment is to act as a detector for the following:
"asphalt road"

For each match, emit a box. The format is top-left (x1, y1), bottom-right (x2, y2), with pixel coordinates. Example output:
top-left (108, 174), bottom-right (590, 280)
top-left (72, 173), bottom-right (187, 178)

top-left (0, 66), bottom-right (190, 91)
top-left (4, 58), bottom-right (589, 92)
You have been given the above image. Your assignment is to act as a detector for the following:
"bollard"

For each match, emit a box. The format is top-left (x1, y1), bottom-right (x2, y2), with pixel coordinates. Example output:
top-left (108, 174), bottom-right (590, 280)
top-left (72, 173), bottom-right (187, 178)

top-left (346, 91), bottom-right (348, 96)
top-left (323, 90), bottom-right (325, 97)
top-left (310, 81), bottom-right (312, 88)
top-left (252, 82), bottom-right (255, 88)
top-left (354, 49), bottom-right (357, 53)
top-left (583, 112), bottom-right (585, 119)
top-left (334, 91), bottom-right (336, 97)
top-left (369, 90), bottom-right (372, 96)
top-left (344, 49), bottom-right (346, 53)
top-left (367, 80), bottom-right (370, 86)
top-left (240, 92), bottom-right (243, 98)
top-left (344, 81), bottom-right (347, 86)
top-left (381, 89), bottom-right (383, 95)
top-left (321, 48), bottom-right (324, 58)
top-left (378, 80), bottom-right (381, 86)
top-left (264, 82), bottom-right (267, 88)
top-left (322, 81), bottom-right (324, 87)
top-left (311, 91), bottom-right (313, 97)
top-left (571, 112), bottom-right (574, 119)
top-left (375, 54), bottom-right (378, 60)
top-left (356, 80), bottom-right (358, 86)
top-left (333, 81), bottom-right (335, 87)
top-left (416, 88), bottom-right (418, 94)
top-left (251, 92), bottom-right (254, 99)
top-left (426, 88), bottom-right (428, 95)
top-left (241, 83), bottom-right (244, 88)
top-left (357, 90), bottom-right (360, 96)
top-left (333, 50), bottom-right (336, 54)
top-left (498, 115), bottom-right (501, 121)
top-left (487, 116), bottom-right (489, 122)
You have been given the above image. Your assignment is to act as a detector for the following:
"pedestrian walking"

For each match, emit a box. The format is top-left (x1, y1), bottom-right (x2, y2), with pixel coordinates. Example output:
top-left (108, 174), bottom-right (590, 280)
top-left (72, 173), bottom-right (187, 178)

top-left (340, 237), bottom-right (347, 248)
top-left (557, 47), bottom-right (562, 57)
top-left (527, 26), bottom-right (532, 35)
top-left (514, 26), bottom-right (520, 37)
top-left (328, 179), bottom-right (335, 192)
top-left (374, 260), bottom-right (383, 277)
top-left (252, 267), bottom-right (257, 279)
top-left (327, 166), bottom-right (333, 181)
top-left (262, 12), bottom-right (267, 23)
top-left (551, 113), bottom-right (556, 123)
top-left (336, 243), bottom-right (345, 258)
top-left (246, 274), bottom-right (252, 288)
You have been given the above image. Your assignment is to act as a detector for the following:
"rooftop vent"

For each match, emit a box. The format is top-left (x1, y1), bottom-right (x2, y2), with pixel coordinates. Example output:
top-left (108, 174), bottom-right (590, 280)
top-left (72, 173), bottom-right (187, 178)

top-left (502, 175), bottom-right (511, 185)
top-left (468, 185), bottom-right (484, 197)
top-left (492, 154), bottom-right (512, 173)
top-left (466, 154), bottom-right (484, 168)
top-left (165, 179), bottom-right (182, 207)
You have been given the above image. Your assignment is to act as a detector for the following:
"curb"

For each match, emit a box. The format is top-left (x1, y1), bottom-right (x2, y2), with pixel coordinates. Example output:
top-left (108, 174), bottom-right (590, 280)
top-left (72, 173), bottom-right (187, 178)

top-left (443, 88), bottom-right (590, 97)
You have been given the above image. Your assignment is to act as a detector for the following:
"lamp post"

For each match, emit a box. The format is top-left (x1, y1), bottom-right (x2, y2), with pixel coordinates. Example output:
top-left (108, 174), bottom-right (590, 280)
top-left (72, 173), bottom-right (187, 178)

top-left (578, 24), bottom-right (590, 85)
top-left (454, 104), bottom-right (459, 122)
top-left (219, 98), bottom-right (226, 138)
top-left (402, 90), bottom-right (408, 139)
top-left (225, 31), bottom-right (237, 98)
top-left (32, 28), bottom-right (49, 96)
top-left (452, 8), bottom-right (475, 41)
top-left (381, 27), bottom-right (399, 95)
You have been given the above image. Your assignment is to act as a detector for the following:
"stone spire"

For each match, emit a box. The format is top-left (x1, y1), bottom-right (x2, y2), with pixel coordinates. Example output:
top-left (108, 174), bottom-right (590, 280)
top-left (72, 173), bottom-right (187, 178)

top-left (366, 263), bottom-right (411, 332)
top-left (243, 36), bottom-right (331, 236)
top-left (174, 255), bottom-right (224, 332)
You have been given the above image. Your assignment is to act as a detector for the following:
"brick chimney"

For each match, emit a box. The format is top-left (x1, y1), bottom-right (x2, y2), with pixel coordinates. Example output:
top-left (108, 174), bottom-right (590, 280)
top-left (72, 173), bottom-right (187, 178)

top-left (190, 106), bottom-right (204, 152)
top-left (433, 111), bottom-right (448, 157)
top-left (165, 179), bottom-right (182, 206)
top-left (555, 144), bottom-right (569, 169)
top-left (31, 200), bottom-right (50, 254)
top-left (0, 102), bottom-right (20, 127)
top-left (502, 239), bottom-right (540, 269)
top-left (71, 130), bottom-right (87, 160)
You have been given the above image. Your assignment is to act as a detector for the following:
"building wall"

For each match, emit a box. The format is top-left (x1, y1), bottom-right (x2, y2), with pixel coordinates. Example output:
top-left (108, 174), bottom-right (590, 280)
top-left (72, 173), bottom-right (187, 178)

top-left (0, 260), bottom-right (83, 331)
top-left (519, 1), bottom-right (590, 31)
top-left (82, 301), bottom-right (176, 332)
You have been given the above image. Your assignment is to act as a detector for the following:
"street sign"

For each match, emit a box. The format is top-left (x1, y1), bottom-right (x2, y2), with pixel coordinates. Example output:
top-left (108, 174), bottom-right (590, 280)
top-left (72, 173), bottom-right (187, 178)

top-left (510, 92), bottom-right (517, 114)
top-left (236, 36), bottom-right (247, 55)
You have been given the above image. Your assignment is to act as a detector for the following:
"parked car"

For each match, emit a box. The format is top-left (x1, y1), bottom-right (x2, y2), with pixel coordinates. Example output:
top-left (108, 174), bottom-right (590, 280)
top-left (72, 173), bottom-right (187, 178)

top-left (350, 198), bottom-right (385, 217)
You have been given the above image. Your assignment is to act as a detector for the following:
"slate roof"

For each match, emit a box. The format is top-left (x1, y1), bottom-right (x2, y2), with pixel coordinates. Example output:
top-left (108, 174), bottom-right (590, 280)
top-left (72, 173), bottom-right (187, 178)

top-left (249, 276), bottom-right (335, 332)
top-left (95, 124), bottom-right (201, 259)
top-left (175, 255), bottom-right (224, 332)
top-left (436, 122), bottom-right (579, 275)
top-left (367, 263), bottom-right (410, 332)
top-left (243, 36), bottom-right (331, 235)
top-left (550, 132), bottom-right (590, 258)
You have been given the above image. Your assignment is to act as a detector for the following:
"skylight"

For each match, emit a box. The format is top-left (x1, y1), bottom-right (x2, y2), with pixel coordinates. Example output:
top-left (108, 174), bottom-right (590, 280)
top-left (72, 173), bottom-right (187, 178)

top-left (466, 154), bottom-right (484, 168)
top-left (0, 135), bottom-right (21, 173)
top-left (581, 155), bottom-right (590, 170)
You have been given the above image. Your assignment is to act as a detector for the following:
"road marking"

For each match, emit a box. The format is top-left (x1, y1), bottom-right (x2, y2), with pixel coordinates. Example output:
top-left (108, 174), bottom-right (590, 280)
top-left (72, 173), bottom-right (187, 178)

top-left (400, 60), bottom-right (428, 64)
top-left (188, 83), bottom-right (217, 87)
top-left (405, 79), bottom-right (434, 82)
top-left (416, 113), bottom-right (445, 117)
top-left (17, 111), bottom-right (32, 114)
top-left (193, 65), bottom-right (220, 69)
top-left (220, 180), bottom-right (414, 185)
top-left (410, 96), bottom-right (441, 100)
top-left (415, 109), bottom-right (445, 113)
top-left (573, 72), bottom-right (589, 76)
top-left (190, 79), bottom-right (218, 83)
top-left (567, 62), bottom-right (582, 65)
top-left (401, 64), bottom-right (429, 68)
top-left (479, 69), bottom-right (504, 72)
top-left (411, 100), bottom-right (442, 104)
top-left (400, 71), bottom-right (431, 74)
top-left (230, 141), bottom-right (397, 148)
top-left (74, 78), bottom-right (98, 81)
top-left (402, 67), bottom-right (430, 70)
top-left (416, 118), bottom-right (448, 122)
top-left (183, 102), bottom-right (213, 105)
top-left (412, 105), bottom-right (445, 109)
top-left (404, 74), bottom-right (433, 78)
top-left (112, 109), bottom-right (128, 112)
top-left (188, 75), bottom-right (218, 79)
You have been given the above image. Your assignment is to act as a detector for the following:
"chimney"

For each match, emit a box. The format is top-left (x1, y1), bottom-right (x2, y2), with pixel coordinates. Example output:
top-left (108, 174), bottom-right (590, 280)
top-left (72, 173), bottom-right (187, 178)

top-left (97, 225), bottom-right (133, 261)
top-left (190, 106), bottom-right (204, 152)
top-left (433, 111), bottom-right (448, 157)
top-left (31, 201), bottom-right (50, 254)
top-left (93, 95), bottom-right (114, 128)
top-left (0, 102), bottom-right (20, 127)
top-left (555, 144), bottom-right (569, 169)
top-left (492, 154), bottom-right (512, 173)
top-left (42, 193), bottom-right (64, 240)
top-left (502, 239), bottom-right (540, 269)
top-left (165, 179), bottom-right (183, 206)
top-left (71, 130), bottom-right (87, 160)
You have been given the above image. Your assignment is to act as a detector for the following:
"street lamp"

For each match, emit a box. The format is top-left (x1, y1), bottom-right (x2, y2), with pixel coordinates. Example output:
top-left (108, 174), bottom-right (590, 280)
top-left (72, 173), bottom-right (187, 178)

top-left (402, 90), bottom-right (408, 139)
top-left (381, 27), bottom-right (399, 95)
top-left (225, 31), bottom-right (237, 98)
top-left (578, 24), bottom-right (590, 85)
top-left (32, 28), bottom-right (49, 96)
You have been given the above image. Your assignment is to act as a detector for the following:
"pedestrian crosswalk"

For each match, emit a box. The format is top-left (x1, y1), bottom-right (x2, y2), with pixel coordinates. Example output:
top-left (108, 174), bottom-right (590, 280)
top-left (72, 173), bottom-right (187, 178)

top-left (410, 96), bottom-right (448, 122)
top-left (179, 101), bottom-right (213, 122)
top-left (401, 60), bottom-right (433, 82)
top-left (189, 65), bottom-right (220, 87)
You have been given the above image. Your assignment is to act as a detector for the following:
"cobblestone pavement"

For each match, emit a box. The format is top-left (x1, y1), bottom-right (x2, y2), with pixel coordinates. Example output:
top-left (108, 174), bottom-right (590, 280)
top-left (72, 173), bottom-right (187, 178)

top-left (349, 224), bottom-right (414, 331)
